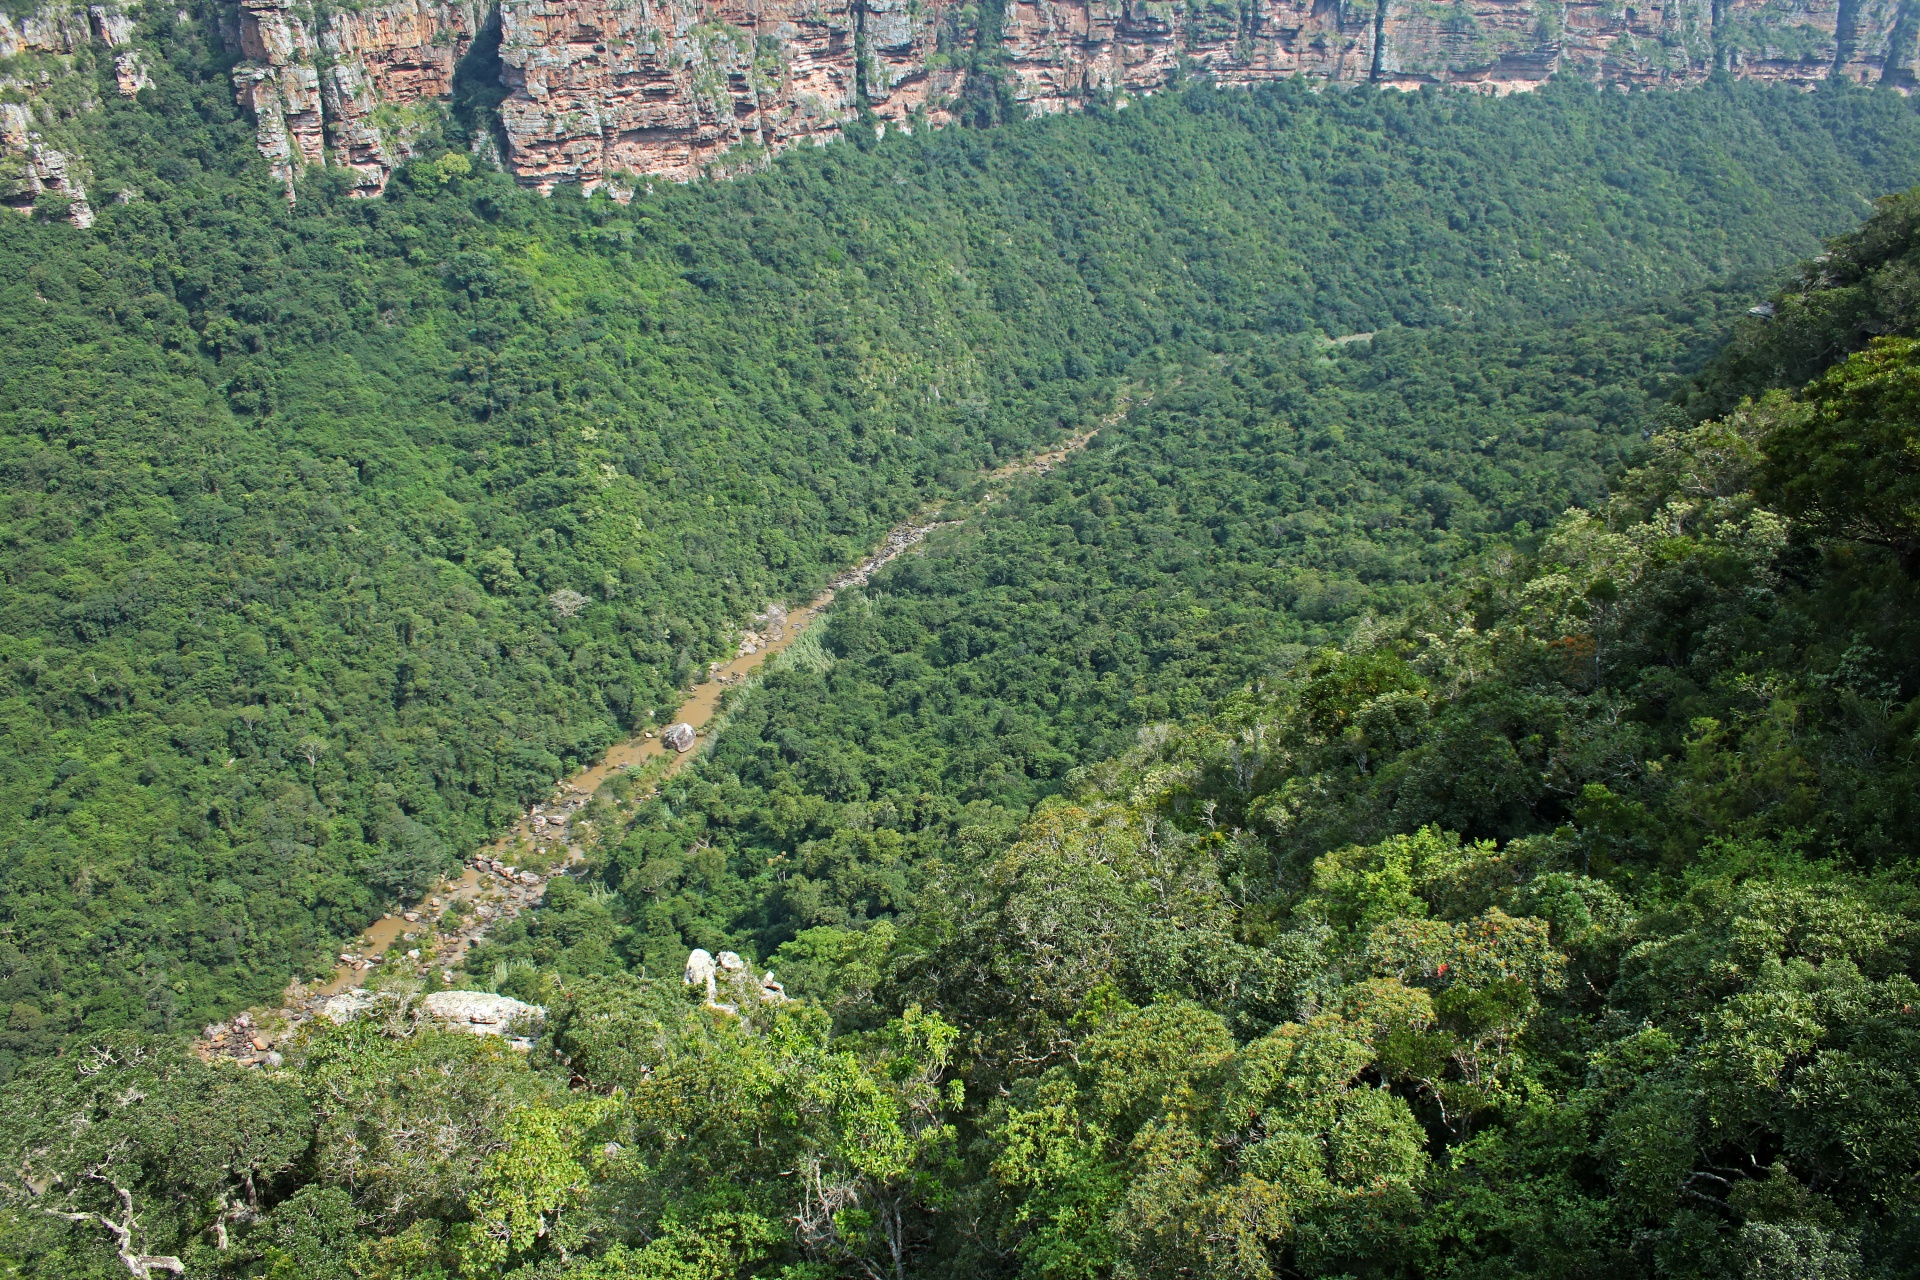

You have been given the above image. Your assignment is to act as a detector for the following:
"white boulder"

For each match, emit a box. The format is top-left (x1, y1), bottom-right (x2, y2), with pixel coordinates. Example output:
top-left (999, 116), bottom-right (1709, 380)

top-left (685, 948), bottom-right (718, 999)
top-left (419, 990), bottom-right (543, 1035)
top-left (320, 990), bottom-right (377, 1023)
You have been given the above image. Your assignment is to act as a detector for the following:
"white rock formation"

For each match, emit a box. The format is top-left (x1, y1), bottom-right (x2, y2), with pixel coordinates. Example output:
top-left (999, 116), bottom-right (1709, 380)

top-left (320, 990), bottom-right (377, 1023)
top-left (319, 987), bottom-right (542, 1035)
top-left (687, 947), bottom-right (787, 1008)
top-left (684, 947), bottom-right (717, 999)
top-left (419, 989), bottom-right (543, 1034)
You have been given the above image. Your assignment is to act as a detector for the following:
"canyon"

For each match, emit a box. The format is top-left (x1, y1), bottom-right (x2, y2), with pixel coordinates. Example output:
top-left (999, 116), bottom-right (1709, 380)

top-left (5, 0), bottom-right (1918, 211)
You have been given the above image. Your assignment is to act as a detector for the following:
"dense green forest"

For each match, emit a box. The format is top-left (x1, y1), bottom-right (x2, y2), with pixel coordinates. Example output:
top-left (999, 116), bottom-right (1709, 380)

top-left (8, 1), bottom-right (1920, 1061)
top-left (11, 179), bottom-right (1920, 1279)
top-left (7, 0), bottom-right (1920, 1269)
top-left (492, 288), bottom-right (1754, 973)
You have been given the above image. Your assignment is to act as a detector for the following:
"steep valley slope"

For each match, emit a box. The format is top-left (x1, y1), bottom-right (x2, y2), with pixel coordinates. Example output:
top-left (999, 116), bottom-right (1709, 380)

top-left (5, 58), bottom-right (1920, 1065)
top-left (3, 0), bottom-right (1920, 1267)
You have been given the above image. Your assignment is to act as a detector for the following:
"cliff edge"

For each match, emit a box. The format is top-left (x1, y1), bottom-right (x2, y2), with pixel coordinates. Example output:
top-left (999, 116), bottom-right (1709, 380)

top-left (6, 0), bottom-right (1917, 214)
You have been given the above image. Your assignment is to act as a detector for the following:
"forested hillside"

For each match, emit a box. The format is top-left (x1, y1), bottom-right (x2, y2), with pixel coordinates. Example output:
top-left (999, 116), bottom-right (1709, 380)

top-left (10, 175), bottom-right (1920, 1280)
top-left (7, 2), bottom-right (1920, 1269)
top-left (503, 290), bottom-right (1755, 972)
top-left (9, 6), bottom-right (1920, 1059)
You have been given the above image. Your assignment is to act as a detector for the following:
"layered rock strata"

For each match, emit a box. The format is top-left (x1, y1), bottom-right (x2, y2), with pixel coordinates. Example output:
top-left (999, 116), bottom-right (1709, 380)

top-left (288, 0), bottom-right (1920, 193)
top-left (6, 0), bottom-right (1920, 207)
top-left (493, 0), bottom-right (968, 186)
top-left (230, 0), bottom-right (326, 192)
top-left (0, 0), bottom-right (151, 223)
top-left (229, 0), bottom-right (484, 195)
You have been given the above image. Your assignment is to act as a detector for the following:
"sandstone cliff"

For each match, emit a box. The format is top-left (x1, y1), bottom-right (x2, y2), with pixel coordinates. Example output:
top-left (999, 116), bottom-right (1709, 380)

top-left (5, 0), bottom-right (1918, 213)
top-left (229, 0), bottom-right (485, 194)
top-left (1, 0), bottom-right (151, 223)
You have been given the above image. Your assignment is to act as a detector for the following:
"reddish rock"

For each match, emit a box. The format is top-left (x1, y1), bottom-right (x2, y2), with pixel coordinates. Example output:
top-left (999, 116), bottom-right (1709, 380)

top-left (212, 0), bottom-right (1920, 196)
top-left (321, 0), bottom-right (486, 193)
top-left (5, 0), bottom-right (1917, 209)
top-left (0, 0), bottom-right (100, 222)
top-left (495, 0), bottom-right (870, 189)
top-left (231, 0), bottom-right (326, 195)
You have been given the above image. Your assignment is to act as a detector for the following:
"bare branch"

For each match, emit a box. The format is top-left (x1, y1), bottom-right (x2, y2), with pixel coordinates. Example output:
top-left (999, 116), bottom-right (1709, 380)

top-left (38, 1178), bottom-right (185, 1278)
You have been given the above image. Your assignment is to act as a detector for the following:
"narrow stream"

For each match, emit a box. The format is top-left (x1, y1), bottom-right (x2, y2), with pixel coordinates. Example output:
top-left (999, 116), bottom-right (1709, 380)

top-left (201, 417), bottom-right (1118, 1057)
top-left (315, 588), bottom-right (839, 997)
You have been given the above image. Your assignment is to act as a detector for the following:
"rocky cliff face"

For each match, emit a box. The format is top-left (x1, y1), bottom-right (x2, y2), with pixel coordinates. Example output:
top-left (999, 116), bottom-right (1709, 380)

top-left (489, 0), bottom-right (971, 186)
top-left (990, 0), bottom-right (1911, 104)
top-left (498, 0), bottom-right (847, 186)
top-left (1, 0), bottom-right (151, 223)
top-left (4, 0), bottom-right (1918, 211)
top-left (229, 0), bottom-right (484, 194)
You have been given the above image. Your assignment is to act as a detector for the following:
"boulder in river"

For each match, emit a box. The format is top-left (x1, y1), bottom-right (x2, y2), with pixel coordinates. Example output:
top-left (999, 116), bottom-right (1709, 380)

top-left (662, 722), bottom-right (696, 752)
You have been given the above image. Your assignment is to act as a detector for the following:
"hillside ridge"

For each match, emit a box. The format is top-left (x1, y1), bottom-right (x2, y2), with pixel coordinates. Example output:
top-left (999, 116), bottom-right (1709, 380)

top-left (6, 0), bottom-right (1920, 215)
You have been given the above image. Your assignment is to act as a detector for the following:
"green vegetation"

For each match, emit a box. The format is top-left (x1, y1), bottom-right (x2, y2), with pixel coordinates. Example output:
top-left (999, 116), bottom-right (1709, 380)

top-left (6, 0), bottom-right (1920, 1268)
top-left (349, 182), bottom-right (1920, 1280)
top-left (857, 202), bottom-right (1920, 1274)
top-left (12, 176), bottom-right (1920, 1280)
top-left (544, 290), bottom-right (1755, 971)
top-left (10, 1), bottom-right (1917, 1060)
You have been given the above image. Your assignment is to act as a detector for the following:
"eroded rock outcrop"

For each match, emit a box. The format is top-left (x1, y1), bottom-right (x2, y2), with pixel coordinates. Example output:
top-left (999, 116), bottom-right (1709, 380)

top-left (991, 0), bottom-right (1911, 107)
top-left (686, 946), bottom-right (789, 1010)
top-left (0, 0), bottom-right (141, 223)
top-left (229, 0), bottom-right (484, 196)
top-left (478, 0), bottom-right (1916, 185)
top-left (500, 0), bottom-right (830, 187)
top-left (230, 0), bottom-right (325, 193)
top-left (324, 0), bottom-right (486, 187)
top-left (420, 988), bottom-right (545, 1034)
top-left (7, 0), bottom-right (1920, 210)
top-left (319, 987), bottom-right (544, 1041)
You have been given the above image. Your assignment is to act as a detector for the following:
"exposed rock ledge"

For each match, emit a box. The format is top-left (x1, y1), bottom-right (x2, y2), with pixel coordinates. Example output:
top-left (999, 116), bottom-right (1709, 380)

top-left (0, 0), bottom-right (152, 224)
top-left (320, 988), bottom-right (545, 1043)
top-left (8, 0), bottom-right (1919, 208)
top-left (230, 0), bottom-right (1920, 199)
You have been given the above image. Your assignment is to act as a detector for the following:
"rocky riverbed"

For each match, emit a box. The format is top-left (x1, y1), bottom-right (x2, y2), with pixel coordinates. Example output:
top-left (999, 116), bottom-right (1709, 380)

top-left (198, 417), bottom-right (1118, 1065)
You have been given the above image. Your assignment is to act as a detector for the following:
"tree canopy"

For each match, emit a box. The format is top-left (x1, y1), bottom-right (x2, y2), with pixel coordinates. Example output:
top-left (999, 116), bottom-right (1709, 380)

top-left (5, 2), bottom-right (1920, 1272)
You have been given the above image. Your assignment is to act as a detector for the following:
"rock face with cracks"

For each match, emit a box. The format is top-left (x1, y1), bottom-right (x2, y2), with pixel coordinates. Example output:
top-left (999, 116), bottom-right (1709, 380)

top-left (0, 0), bottom-right (152, 224)
top-left (227, 0), bottom-right (488, 196)
top-left (475, 0), bottom-right (1920, 193)
top-left (9, 0), bottom-right (1920, 201)
top-left (685, 947), bottom-right (789, 1009)
top-left (319, 987), bottom-right (544, 1037)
